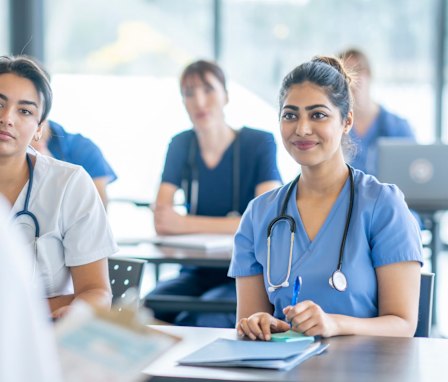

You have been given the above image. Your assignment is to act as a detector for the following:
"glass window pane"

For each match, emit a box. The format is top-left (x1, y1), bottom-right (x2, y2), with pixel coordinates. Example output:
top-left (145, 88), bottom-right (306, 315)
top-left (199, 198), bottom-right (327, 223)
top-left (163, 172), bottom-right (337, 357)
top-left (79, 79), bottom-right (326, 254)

top-left (0, 0), bottom-right (9, 53)
top-left (44, 0), bottom-right (213, 204)
top-left (221, 0), bottom-right (436, 146)
top-left (45, 0), bottom-right (212, 75)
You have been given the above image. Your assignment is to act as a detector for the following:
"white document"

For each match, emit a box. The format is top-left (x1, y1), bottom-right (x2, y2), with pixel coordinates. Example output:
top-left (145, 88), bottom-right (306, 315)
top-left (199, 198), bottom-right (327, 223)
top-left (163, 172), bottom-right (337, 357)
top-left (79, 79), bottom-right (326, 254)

top-left (55, 303), bottom-right (180, 382)
top-left (150, 234), bottom-right (234, 251)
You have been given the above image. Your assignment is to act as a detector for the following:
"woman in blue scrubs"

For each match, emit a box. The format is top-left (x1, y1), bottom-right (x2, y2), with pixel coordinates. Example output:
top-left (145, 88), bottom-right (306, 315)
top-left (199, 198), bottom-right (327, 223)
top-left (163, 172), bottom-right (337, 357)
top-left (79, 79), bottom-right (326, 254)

top-left (228, 56), bottom-right (423, 339)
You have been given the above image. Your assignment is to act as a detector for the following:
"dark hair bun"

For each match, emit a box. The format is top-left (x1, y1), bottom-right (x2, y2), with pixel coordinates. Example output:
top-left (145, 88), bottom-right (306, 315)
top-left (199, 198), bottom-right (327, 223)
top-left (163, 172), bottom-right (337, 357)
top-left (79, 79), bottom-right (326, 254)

top-left (311, 55), bottom-right (352, 85)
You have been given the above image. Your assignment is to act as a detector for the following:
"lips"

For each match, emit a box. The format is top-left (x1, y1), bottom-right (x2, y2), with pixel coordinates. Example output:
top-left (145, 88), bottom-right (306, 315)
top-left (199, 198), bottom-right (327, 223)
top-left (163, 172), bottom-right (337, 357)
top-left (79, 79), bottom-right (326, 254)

top-left (195, 113), bottom-right (207, 119)
top-left (0, 130), bottom-right (14, 140)
top-left (293, 140), bottom-right (317, 150)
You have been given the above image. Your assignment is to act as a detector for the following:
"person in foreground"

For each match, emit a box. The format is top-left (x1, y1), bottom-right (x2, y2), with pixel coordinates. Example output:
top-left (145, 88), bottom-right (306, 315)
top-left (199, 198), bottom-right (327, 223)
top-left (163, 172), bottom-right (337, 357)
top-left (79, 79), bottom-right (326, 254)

top-left (228, 56), bottom-right (422, 339)
top-left (146, 60), bottom-right (282, 327)
top-left (0, 196), bottom-right (62, 382)
top-left (0, 55), bottom-right (118, 319)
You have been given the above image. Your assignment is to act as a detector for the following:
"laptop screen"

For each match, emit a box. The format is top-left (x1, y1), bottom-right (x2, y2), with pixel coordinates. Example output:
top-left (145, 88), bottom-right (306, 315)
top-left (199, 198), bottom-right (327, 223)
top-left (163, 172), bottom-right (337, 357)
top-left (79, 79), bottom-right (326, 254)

top-left (376, 139), bottom-right (448, 212)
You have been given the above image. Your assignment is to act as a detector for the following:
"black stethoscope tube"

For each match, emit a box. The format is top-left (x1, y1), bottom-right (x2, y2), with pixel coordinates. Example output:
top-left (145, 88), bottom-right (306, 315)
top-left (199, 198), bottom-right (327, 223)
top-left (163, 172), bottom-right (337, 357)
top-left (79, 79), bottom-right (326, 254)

top-left (14, 153), bottom-right (40, 239)
top-left (182, 130), bottom-right (240, 216)
top-left (266, 164), bottom-right (354, 292)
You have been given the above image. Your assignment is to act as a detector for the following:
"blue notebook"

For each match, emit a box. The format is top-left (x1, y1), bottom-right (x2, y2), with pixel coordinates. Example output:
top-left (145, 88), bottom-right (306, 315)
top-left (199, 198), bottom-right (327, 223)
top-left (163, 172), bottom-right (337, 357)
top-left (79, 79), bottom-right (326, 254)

top-left (177, 338), bottom-right (328, 371)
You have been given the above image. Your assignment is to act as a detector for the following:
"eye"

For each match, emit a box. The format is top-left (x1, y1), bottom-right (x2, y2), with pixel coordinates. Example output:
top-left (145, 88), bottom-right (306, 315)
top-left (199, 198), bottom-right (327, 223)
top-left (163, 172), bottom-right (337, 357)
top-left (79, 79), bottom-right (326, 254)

top-left (19, 108), bottom-right (33, 116)
top-left (282, 112), bottom-right (297, 121)
top-left (311, 111), bottom-right (327, 120)
top-left (204, 84), bottom-right (214, 93)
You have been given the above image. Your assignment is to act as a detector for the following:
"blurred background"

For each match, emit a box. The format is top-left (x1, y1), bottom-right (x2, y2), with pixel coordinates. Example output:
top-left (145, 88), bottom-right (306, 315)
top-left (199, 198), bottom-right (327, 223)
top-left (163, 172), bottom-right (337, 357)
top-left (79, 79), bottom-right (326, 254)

top-left (3, 0), bottom-right (448, 334)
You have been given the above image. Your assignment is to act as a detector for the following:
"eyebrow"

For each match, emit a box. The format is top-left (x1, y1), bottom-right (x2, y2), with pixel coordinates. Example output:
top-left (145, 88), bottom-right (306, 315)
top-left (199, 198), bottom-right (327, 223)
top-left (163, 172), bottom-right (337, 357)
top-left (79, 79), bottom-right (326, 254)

top-left (0, 92), bottom-right (38, 109)
top-left (282, 104), bottom-right (331, 111)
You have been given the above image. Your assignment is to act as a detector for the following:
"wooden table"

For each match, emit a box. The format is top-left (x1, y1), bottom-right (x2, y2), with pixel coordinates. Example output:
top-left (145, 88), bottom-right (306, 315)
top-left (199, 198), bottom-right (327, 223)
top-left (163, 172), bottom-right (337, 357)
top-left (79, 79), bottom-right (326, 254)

top-left (144, 326), bottom-right (448, 382)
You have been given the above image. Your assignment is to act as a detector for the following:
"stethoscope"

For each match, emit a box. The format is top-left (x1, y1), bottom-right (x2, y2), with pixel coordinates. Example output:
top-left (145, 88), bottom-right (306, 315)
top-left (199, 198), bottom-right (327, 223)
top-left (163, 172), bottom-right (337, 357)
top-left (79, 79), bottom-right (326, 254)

top-left (14, 153), bottom-right (40, 256)
top-left (182, 130), bottom-right (240, 216)
top-left (266, 164), bottom-right (354, 293)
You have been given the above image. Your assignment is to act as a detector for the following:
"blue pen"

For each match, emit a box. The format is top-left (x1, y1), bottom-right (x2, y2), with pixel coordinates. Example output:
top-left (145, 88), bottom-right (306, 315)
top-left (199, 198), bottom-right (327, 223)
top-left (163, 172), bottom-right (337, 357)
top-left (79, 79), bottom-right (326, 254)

top-left (291, 276), bottom-right (302, 306)
top-left (289, 276), bottom-right (302, 328)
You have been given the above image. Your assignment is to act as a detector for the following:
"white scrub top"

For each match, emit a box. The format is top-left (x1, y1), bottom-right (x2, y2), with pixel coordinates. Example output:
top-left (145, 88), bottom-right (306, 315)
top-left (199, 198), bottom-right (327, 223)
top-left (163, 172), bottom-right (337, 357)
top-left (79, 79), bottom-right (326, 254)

top-left (11, 153), bottom-right (118, 298)
top-left (228, 168), bottom-right (423, 320)
top-left (0, 196), bottom-right (62, 382)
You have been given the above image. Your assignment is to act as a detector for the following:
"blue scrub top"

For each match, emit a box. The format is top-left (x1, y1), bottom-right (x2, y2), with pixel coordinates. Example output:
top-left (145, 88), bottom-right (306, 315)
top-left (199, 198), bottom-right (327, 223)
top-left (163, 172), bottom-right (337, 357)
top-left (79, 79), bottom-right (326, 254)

top-left (47, 121), bottom-right (117, 183)
top-left (161, 127), bottom-right (282, 216)
top-left (228, 169), bottom-right (423, 320)
top-left (349, 106), bottom-right (415, 175)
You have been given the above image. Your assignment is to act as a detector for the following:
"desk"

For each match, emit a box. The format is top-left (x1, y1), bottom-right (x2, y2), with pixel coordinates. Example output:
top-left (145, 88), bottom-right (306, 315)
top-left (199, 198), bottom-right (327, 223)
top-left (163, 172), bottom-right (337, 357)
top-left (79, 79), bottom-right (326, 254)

top-left (116, 243), bottom-right (234, 313)
top-left (117, 243), bottom-right (232, 280)
top-left (144, 326), bottom-right (448, 382)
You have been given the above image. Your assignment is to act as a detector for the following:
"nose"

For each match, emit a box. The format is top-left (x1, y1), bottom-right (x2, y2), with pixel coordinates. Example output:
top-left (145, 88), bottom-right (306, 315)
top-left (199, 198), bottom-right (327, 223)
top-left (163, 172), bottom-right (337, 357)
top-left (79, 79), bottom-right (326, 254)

top-left (0, 106), bottom-right (13, 126)
top-left (295, 118), bottom-right (312, 137)
top-left (191, 90), bottom-right (207, 108)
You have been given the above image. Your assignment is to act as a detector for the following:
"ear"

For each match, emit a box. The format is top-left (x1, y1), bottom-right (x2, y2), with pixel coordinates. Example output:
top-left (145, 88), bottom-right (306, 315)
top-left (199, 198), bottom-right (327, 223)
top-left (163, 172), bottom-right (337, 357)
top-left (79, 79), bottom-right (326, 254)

top-left (34, 120), bottom-right (45, 141)
top-left (343, 111), bottom-right (354, 134)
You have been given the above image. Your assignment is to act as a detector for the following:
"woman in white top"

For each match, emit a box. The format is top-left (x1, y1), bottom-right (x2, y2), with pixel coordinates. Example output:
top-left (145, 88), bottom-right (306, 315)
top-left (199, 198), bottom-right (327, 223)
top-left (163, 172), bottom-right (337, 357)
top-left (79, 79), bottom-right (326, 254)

top-left (0, 55), bottom-right (118, 319)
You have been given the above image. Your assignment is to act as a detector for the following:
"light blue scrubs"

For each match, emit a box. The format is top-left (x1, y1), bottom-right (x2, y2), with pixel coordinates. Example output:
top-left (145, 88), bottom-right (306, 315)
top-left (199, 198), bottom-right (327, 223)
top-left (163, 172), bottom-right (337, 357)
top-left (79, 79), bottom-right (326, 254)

top-left (228, 169), bottom-right (423, 321)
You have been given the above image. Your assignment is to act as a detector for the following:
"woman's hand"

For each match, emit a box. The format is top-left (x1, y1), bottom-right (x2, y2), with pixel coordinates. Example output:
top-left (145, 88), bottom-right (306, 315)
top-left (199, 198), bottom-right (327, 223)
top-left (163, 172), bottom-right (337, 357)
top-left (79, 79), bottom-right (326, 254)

top-left (51, 305), bottom-right (71, 320)
top-left (283, 300), bottom-right (339, 337)
top-left (237, 312), bottom-right (290, 341)
top-left (153, 205), bottom-right (186, 235)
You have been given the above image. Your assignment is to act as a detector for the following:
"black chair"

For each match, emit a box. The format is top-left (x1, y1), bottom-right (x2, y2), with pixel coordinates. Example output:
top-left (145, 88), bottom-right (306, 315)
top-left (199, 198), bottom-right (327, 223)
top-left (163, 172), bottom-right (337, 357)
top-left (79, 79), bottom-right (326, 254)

top-left (415, 272), bottom-right (435, 337)
top-left (108, 257), bottom-right (146, 304)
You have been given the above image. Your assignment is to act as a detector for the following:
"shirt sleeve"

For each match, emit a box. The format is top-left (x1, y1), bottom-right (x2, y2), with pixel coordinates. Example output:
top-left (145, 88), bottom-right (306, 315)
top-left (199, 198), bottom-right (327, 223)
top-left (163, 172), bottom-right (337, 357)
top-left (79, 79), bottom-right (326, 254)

top-left (69, 135), bottom-right (117, 183)
top-left (161, 133), bottom-right (190, 188)
top-left (60, 168), bottom-right (118, 266)
top-left (228, 200), bottom-right (263, 278)
top-left (369, 184), bottom-right (423, 268)
top-left (254, 132), bottom-right (282, 185)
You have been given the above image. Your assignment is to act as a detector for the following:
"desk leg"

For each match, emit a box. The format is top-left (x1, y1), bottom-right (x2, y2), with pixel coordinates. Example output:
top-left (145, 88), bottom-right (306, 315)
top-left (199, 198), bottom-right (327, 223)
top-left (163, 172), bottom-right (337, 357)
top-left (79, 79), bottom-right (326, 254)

top-left (427, 214), bottom-right (442, 326)
top-left (154, 264), bottom-right (160, 283)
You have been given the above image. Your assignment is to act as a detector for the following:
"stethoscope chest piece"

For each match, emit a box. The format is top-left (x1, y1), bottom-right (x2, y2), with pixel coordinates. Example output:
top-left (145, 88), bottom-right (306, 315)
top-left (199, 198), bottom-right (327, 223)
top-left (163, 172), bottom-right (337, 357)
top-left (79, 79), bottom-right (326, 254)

top-left (329, 270), bottom-right (348, 292)
top-left (268, 281), bottom-right (289, 293)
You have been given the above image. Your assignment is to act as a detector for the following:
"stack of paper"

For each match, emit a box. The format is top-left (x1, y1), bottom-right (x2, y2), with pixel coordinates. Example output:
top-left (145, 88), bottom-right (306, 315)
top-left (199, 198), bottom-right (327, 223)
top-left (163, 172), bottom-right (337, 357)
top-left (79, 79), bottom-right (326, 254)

top-left (150, 234), bottom-right (234, 251)
top-left (177, 337), bottom-right (328, 371)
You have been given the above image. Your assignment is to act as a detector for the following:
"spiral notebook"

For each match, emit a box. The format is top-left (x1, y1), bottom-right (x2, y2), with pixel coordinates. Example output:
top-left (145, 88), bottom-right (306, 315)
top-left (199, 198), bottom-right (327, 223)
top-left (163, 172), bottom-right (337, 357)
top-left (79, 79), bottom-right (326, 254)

top-left (177, 338), bottom-right (328, 371)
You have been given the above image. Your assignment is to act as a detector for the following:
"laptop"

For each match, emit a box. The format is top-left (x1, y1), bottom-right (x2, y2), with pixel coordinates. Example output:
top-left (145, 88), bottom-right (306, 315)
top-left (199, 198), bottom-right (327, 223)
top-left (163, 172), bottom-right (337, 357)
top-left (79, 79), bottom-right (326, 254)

top-left (376, 139), bottom-right (448, 212)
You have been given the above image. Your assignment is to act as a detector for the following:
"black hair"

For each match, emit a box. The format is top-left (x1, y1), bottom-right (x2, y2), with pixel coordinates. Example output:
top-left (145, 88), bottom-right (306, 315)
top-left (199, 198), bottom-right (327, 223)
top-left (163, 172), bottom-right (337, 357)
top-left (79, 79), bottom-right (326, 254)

top-left (279, 56), bottom-right (356, 160)
top-left (0, 55), bottom-right (52, 124)
top-left (279, 55), bottom-right (353, 121)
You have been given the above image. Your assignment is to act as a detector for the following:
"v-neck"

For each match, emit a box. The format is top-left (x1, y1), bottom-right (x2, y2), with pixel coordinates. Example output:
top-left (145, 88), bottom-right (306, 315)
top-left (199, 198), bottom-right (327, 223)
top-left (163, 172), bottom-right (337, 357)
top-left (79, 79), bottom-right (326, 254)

top-left (290, 176), bottom-right (351, 253)
top-left (196, 132), bottom-right (237, 172)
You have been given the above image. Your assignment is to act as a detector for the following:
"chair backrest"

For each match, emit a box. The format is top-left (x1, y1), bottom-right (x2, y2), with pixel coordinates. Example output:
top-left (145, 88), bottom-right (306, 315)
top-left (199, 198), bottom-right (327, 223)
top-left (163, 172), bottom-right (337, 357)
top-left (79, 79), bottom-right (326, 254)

top-left (108, 257), bottom-right (146, 304)
top-left (414, 272), bottom-right (435, 337)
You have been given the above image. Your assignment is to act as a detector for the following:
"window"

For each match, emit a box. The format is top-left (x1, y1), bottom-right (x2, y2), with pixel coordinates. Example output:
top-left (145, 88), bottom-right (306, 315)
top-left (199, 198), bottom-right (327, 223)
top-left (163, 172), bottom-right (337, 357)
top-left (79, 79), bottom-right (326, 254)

top-left (45, 0), bottom-right (214, 202)
top-left (221, 0), bottom-right (436, 143)
top-left (0, 0), bottom-right (9, 53)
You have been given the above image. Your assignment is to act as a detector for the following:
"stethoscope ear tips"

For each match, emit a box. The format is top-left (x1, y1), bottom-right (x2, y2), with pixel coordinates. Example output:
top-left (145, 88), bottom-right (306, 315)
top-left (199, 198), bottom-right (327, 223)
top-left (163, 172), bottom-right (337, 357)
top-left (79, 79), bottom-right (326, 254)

top-left (281, 281), bottom-right (289, 288)
top-left (268, 286), bottom-right (276, 293)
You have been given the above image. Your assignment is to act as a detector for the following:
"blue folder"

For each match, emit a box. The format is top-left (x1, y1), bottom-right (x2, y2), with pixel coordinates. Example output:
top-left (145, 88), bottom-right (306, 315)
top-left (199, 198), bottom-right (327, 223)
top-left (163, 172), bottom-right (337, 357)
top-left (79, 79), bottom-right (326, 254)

top-left (177, 338), bottom-right (328, 371)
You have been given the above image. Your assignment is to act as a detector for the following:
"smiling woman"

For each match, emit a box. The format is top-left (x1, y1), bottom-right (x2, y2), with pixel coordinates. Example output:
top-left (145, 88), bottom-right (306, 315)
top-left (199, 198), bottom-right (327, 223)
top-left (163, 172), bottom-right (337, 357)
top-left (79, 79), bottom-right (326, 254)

top-left (0, 55), bottom-right (118, 319)
top-left (228, 56), bottom-right (423, 340)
